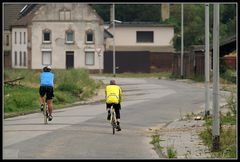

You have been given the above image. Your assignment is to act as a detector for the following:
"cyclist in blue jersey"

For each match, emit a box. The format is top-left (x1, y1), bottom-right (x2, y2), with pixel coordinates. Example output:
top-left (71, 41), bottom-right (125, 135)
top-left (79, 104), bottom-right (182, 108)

top-left (39, 65), bottom-right (54, 121)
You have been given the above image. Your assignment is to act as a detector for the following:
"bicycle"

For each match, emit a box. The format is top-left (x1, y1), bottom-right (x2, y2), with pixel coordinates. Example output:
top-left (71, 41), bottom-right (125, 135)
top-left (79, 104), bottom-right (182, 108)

top-left (110, 106), bottom-right (117, 135)
top-left (43, 98), bottom-right (49, 124)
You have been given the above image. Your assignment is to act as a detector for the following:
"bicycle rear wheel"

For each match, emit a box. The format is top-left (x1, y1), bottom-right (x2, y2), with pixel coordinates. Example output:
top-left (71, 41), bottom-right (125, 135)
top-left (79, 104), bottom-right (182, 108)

top-left (112, 124), bottom-right (115, 134)
top-left (111, 110), bottom-right (116, 135)
top-left (44, 103), bottom-right (48, 124)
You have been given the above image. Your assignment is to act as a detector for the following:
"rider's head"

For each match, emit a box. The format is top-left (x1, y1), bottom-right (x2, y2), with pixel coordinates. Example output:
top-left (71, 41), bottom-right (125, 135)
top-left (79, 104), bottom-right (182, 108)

top-left (43, 65), bottom-right (51, 72)
top-left (110, 80), bottom-right (116, 85)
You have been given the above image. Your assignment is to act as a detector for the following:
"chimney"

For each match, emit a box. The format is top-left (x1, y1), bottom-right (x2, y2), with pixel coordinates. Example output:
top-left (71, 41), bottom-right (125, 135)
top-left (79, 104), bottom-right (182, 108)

top-left (161, 4), bottom-right (170, 21)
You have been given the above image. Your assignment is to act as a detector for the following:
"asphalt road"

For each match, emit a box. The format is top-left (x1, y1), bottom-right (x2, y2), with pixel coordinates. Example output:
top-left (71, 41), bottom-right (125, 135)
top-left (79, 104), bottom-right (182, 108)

top-left (3, 77), bottom-right (208, 159)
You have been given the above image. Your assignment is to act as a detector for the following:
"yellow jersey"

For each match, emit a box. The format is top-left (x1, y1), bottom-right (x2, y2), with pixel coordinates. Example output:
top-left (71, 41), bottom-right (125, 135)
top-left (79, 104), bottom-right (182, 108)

top-left (105, 85), bottom-right (123, 104)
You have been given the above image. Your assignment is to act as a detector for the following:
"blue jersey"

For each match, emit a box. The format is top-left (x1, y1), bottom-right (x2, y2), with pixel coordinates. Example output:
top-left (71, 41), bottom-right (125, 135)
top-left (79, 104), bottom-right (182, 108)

top-left (40, 72), bottom-right (54, 87)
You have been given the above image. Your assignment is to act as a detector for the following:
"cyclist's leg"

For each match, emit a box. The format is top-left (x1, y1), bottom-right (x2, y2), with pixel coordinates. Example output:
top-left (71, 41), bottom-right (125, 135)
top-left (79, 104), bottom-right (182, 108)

top-left (114, 104), bottom-right (121, 130)
top-left (39, 86), bottom-right (46, 111)
top-left (106, 103), bottom-right (112, 120)
top-left (46, 87), bottom-right (54, 117)
top-left (114, 103), bottom-right (121, 121)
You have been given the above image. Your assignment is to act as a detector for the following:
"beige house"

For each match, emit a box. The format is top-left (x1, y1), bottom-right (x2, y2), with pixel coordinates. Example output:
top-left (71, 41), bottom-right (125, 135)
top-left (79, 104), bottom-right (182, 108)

top-left (104, 22), bottom-right (175, 73)
top-left (106, 22), bottom-right (174, 52)
top-left (11, 3), bottom-right (105, 71)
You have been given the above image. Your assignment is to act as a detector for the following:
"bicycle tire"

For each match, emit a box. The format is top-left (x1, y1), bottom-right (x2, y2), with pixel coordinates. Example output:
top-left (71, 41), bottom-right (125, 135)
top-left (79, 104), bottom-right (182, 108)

top-left (111, 108), bottom-right (116, 135)
top-left (44, 102), bottom-right (48, 124)
top-left (113, 124), bottom-right (115, 134)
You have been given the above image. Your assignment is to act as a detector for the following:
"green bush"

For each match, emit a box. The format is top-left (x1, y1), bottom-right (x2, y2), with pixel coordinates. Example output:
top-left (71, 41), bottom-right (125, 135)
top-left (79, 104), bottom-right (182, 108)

top-left (4, 68), bottom-right (101, 117)
top-left (4, 85), bottom-right (39, 113)
top-left (226, 92), bottom-right (236, 115)
top-left (167, 147), bottom-right (177, 158)
top-left (54, 91), bottom-right (77, 105)
top-left (58, 81), bottom-right (79, 92)
top-left (200, 113), bottom-right (236, 158)
top-left (4, 68), bottom-right (40, 84)
top-left (221, 69), bottom-right (236, 83)
top-left (189, 75), bottom-right (205, 82)
top-left (169, 73), bottom-right (181, 80)
top-left (56, 69), bottom-right (91, 96)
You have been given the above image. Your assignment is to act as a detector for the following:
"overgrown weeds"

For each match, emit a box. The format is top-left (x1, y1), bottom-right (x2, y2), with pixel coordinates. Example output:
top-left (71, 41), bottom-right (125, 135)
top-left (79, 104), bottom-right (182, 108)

top-left (199, 93), bottom-right (237, 158)
top-left (4, 68), bottom-right (102, 118)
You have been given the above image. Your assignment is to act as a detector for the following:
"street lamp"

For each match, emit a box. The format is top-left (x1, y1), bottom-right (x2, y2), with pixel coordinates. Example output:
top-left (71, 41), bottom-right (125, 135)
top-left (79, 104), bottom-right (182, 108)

top-left (181, 3), bottom-right (184, 79)
top-left (112, 4), bottom-right (122, 77)
top-left (212, 3), bottom-right (220, 151)
top-left (205, 3), bottom-right (210, 117)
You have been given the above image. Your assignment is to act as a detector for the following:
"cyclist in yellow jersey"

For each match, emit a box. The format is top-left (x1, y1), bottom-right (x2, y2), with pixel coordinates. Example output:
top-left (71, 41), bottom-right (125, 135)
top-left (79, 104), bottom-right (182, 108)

top-left (105, 80), bottom-right (123, 131)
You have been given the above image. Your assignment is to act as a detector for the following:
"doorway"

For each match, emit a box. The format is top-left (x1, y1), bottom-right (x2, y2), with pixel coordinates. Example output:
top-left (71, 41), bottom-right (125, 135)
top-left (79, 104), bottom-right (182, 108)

top-left (66, 51), bottom-right (74, 69)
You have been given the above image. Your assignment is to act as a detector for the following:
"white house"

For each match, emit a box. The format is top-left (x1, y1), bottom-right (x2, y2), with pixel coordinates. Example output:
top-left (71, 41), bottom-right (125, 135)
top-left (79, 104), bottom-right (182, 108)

top-left (11, 3), bottom-right (105, 71)
top-left (11, 27), bottom-right (28, 68)
top-left (3, 4), bottom-right (27, 68)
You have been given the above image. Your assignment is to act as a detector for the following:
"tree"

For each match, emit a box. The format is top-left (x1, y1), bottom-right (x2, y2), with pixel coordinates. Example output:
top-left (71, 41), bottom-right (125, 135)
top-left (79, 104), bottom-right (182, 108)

top-left (166, 3), bottom-right (236, 51)
top-left (90, 4), bottom-right (111, 21)
top-left (91, 4), bottom-right (162, 22)
top-left (91, 3), bottom-right (236, 51)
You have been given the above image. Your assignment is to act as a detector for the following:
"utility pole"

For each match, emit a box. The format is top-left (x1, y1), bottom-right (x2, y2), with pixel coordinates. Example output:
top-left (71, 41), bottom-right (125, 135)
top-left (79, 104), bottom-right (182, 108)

top-left (212, 3), bottom-right (220, 151)
top-left (205, 3), bottom-right (210, 117)
top-left (112, 3), bottom-right (116, 77)
top-left (181, 3), bottom-right (184, 79)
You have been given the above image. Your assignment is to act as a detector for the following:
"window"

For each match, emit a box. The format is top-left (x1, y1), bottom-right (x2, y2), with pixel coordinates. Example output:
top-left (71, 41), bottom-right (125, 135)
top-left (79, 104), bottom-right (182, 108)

top-left (43, 29), bottom-right (51, 43)
top-left (14, 51), bottom-right (17, 66)
top-left (59, 11), bottom-right (65, 20)
top-left (86, 31), bottom-right (94, 44)
top-left (19, 51), bottom-right (22, 66)
top-left (65, 11), bottom-right (71, 20)
top-left (59, 9), bottom-right (71, 20)
top-left (15, 32), bottom-right (17, 44)
top-left (136, 31), bottom-right (154, 43)
top-left (20, 32), bottom-right (22, 44)
top-left (23, 52), bottom-right (26, 66)
top-left (42, 51), bottom-right (52, 65)
top-left (85, 51), bottom-right (94, 65)
top-left (24, 32), bottom-right (26, 44)
top-left (6, 35), bottom-right (9, 46)
top-left (66, 30), bottom-right (74, 43)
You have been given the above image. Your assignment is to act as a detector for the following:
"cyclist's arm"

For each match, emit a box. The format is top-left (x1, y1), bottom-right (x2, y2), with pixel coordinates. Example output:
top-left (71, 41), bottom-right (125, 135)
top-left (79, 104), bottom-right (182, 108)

top-left (52, 73), bottom-right (55, 87)
top-left (105, 87), bottom-right (107, 101)
top-left (119, 87), bottom-right (123, 103)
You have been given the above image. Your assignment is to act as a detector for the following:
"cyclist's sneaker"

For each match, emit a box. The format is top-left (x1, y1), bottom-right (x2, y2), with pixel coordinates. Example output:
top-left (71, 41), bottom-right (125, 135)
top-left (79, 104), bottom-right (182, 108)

top-left (40, 104), bottom-right (44, 112)
top-left (48, 115), bottom-right (53, 121)
top-left (116, 125), bottom-right (121, 131)
top-left (107, 113), bottom-right (111, 120)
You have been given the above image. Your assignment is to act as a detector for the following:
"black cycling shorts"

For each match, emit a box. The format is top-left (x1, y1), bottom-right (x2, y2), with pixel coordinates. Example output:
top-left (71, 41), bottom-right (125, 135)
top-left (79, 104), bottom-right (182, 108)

top-left (39, 86), bottom-right (54, 100)
top-left (106, 103), bottom-right (121, 119)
